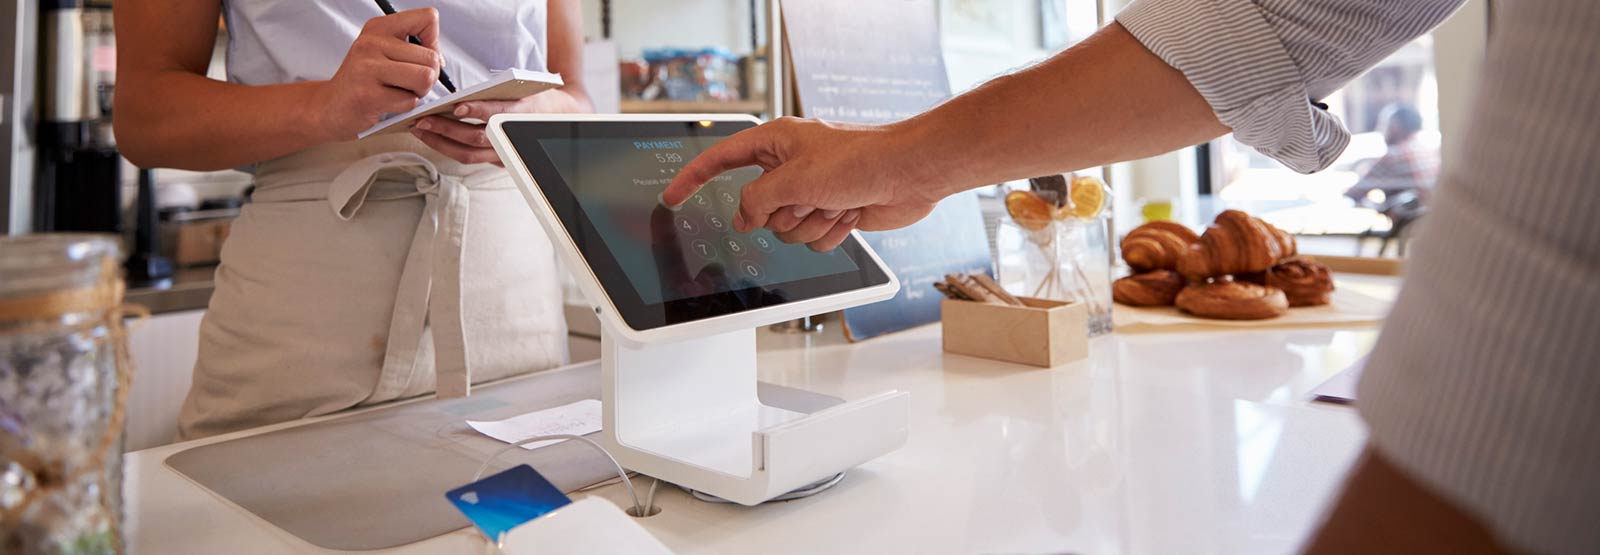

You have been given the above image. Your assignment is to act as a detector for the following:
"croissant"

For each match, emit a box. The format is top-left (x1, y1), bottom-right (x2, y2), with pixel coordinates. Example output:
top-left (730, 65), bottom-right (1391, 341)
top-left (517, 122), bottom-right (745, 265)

top-left (1265, 258), bottom-right (1335, 307)
top-left (1176, 210), bottom-right (1297, 279)
top-left (1121, 221), bottom-right (1200, 272)
top-left (1175, 282), bottom-right (1289, 320)
top-left (1113, 270), bottom-right (1187, 306)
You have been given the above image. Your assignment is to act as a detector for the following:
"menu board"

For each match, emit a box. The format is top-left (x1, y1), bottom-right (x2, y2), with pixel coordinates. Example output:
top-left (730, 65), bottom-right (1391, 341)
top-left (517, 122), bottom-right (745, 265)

top-left (782, 0), bottom-right (995, 341)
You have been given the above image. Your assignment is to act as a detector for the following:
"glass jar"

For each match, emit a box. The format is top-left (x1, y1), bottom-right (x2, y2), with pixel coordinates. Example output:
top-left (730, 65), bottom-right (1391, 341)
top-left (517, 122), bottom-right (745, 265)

top-left (0, 234), bottom-right (127, 555)
top-left (996, 218), bottom-right (1115, 336)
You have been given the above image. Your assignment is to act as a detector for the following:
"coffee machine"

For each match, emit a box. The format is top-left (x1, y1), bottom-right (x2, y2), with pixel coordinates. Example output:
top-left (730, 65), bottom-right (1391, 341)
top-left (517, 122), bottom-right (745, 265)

top-left (35, 0), bottom-right (121, 234)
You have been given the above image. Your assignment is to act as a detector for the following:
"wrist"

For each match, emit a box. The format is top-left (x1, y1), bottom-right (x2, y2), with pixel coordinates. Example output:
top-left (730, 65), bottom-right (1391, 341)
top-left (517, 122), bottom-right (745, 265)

top-left (882, 115), bottom-right (965, 202)
top-left (297, 81), bottom-right (343, 144)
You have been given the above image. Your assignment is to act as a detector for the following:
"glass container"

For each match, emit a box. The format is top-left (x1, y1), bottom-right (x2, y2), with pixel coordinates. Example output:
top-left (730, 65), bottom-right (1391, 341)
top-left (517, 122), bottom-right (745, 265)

top-left (996, 218), bottom-right (1115, 336)
top-left (0, 234), bottom-right (127, 555)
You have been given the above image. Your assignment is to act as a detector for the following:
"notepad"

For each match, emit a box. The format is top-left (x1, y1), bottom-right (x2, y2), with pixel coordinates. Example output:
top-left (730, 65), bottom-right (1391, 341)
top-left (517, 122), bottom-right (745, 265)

top-left (358, 68), bottom-right (564, 139)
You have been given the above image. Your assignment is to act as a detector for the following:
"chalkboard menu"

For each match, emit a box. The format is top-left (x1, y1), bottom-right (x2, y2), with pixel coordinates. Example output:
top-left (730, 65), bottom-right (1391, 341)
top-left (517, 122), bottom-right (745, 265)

top-left (782, 0), bottom-right (994, 341)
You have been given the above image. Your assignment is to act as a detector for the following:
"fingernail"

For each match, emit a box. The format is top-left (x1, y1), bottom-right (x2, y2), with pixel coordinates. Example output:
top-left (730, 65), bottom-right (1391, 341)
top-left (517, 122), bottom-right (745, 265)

top-left (821, 209), bottom-right (843, 220)
top-left (792, 206), bottom-right (815, 219)
top-left (843, 210), bottom-right (861, 224)
top-left (454, 105), bottom-right (469, 117)
top-left (416, 120), bottom-right (431, 131)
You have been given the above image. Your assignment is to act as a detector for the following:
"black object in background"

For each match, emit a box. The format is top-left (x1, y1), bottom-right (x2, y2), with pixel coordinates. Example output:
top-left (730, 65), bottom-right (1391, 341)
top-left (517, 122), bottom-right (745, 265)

top-left (35, 1), bottom-right (123, 234)
top-left (34, 138), bottom-right (122, 234)
top-left (125, 168), bottom-right (174, 288)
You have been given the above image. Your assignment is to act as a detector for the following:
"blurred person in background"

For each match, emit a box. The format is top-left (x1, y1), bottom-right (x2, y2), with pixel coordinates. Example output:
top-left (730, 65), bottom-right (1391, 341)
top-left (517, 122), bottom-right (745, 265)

top-left (1347, 103), bottom-right (1440, 206)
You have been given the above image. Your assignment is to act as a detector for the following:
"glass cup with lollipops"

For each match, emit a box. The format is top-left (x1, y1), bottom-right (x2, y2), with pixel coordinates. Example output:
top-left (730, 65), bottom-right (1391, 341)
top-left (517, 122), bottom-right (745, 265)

top-left (1001, 174), bottom-right (1114, 335)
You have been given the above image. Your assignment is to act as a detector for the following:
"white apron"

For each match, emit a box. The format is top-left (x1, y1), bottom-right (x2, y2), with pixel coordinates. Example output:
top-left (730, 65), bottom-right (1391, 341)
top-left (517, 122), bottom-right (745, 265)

top-left (178, 135), bottom-right (567, 439)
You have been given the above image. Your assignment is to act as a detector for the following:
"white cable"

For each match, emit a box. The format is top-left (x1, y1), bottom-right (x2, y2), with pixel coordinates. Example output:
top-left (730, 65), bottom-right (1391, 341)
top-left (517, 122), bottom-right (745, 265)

top-left (472, 434), bottom-right (644, 516)
top-left (683, 471), bottom-right (846, 504)
top-left (644, 478), bottom-right (662, 515)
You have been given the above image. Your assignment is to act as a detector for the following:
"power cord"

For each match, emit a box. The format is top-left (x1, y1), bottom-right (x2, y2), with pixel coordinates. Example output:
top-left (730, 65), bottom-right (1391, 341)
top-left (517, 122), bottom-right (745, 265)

top-left (472, 434), bottom-right (646, 517)
top-left (680, 471), bottom-right (846, 504)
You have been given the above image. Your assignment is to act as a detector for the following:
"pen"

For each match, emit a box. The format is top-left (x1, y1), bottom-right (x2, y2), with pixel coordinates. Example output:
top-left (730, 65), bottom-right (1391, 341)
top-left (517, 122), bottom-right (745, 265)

top-left (373, 0), bottom-right (458, 93)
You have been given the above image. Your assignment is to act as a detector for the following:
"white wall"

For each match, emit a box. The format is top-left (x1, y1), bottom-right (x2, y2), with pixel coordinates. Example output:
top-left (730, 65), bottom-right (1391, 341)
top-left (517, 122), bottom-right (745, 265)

top-left (1431, 0), bottom-right (1488, 165)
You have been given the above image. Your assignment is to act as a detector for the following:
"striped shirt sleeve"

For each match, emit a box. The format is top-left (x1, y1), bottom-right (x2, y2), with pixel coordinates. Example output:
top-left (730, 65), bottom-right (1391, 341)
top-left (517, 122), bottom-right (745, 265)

top-left (1114, 0), bottom-right (1463, 173)
top-left (1355, 0), bottom-right (1600, 552)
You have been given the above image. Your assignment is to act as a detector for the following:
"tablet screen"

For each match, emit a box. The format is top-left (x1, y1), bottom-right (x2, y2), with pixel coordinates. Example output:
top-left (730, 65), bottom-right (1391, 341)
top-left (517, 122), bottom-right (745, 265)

top-left (501, 120), bottom-right (893, 330)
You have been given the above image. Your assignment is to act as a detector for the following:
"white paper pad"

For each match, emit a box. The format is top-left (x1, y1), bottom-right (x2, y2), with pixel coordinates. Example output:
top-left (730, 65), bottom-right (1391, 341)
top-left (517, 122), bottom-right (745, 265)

top-left (1310, 356), bottom-right (1366, 405)
top-left (467, 399), bottom-right (602, 450)
top-left (358, 68), bottom-right (563, 138)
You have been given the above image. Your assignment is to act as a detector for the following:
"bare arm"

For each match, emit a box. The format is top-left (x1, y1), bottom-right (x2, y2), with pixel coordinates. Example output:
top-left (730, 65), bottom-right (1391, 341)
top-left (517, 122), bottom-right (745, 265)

top-left (662, 23), bottom-right (1224, 250)
top-left (114, 2), bottom-right (446, 170)
top-left (412, 0), bottom-right (592, 165)
top-left (1304, 447), bottom-right (1507, 554)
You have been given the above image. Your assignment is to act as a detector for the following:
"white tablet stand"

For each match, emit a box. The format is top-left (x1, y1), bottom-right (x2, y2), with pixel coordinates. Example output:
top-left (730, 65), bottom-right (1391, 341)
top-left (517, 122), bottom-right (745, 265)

top-left (599, 323), bottom-right (910, 506)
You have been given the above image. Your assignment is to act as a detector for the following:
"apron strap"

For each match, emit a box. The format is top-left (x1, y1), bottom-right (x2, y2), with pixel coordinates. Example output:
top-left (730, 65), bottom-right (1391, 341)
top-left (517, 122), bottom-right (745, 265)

top-left (326, 153), bottom-right (474, 402)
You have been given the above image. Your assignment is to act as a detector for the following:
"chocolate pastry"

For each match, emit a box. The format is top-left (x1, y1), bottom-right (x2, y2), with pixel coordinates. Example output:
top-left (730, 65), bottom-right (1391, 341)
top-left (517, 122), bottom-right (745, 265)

top-left (1265, 258), bottom-right (1335, 307)
top-left (1121, 221), bottom-right (1200, 272)
top-left (1113, 270), bottom-right (1187, 307)
top-left (1234, 271), bottom-right (1267, 285)
top-left (1176, 210), bottom-right (1298, 280)
top-left (1175, 282), bottom-right (1289, 320)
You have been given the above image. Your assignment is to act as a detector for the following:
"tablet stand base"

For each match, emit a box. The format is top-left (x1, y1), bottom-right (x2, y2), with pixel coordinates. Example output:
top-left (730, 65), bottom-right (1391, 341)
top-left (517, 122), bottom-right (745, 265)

top-left (600, 325), bottom-right (909, 506)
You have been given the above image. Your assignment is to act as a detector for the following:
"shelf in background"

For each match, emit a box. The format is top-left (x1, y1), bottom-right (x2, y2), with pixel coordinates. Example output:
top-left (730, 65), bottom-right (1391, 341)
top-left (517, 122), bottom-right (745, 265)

top-left (619, 99), bottom-right (768, 114)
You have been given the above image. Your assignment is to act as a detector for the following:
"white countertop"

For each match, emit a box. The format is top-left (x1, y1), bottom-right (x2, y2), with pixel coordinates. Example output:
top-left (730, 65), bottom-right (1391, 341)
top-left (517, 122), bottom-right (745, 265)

top-left (126, 311), bottom-right (1383, 554)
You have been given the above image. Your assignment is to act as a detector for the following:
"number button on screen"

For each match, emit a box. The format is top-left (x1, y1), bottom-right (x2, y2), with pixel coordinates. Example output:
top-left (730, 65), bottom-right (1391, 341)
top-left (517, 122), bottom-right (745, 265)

top-left (692, 193), bottom-right (711, 208)
top-left (689, 239), bottom-right (716, 260)
top-left (718, 191), bottom-right (738, 206)
top-left (706, 214), bottom-right (729, 232)
top-left (723, 237), bottom-right (746, 256)
top-left (752, 235), bottom-right (776, 253)
top-left (738, 261), bottom-right (764, 279)
top-left (674, 216), bottom-right (699, 235)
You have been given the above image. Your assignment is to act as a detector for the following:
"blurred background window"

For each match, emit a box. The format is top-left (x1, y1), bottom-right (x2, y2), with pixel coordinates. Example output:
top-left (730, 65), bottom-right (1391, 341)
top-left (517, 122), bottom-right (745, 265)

top-left (1206, 36), bottom-right (1442, 258)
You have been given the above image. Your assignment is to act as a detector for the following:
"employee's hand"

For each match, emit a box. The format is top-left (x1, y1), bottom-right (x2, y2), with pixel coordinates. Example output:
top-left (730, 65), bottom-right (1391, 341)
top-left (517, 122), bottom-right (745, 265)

top-left (312, 9), bottom-right (444, 140)
top-left (412, 91), bottom-right (593, 166)
top-left (662, 117), bottom-right (945, 252)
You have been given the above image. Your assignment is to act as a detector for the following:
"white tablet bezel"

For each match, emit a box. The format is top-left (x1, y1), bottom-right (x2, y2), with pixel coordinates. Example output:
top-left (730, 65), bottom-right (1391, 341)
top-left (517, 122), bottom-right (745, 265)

top-left (487, 113), bottom-right (900, 345)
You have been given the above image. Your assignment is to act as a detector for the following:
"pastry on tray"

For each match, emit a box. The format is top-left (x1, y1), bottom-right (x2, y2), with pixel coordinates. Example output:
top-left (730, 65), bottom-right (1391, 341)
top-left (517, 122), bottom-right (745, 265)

top-left (1177, 210), bottom-right (1298, 280)
top-left (1175, 281), bottom-right (1290, 320)
top-left (1265, 258), bottom-right (1335, 307)
top-left (1113, 270), bottom-right (1186, 306)
top-left (1121, 221), bottom-right (1200, 272)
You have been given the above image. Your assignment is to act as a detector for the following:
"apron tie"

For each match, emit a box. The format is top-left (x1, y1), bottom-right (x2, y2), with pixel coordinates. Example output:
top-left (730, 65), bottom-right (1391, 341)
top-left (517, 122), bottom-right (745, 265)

top-left (327, 153), bottom-right (475, 401)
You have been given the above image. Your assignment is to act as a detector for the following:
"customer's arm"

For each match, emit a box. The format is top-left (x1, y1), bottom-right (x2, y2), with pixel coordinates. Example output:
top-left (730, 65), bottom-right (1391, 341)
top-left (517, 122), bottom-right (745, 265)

top-left (664, 0), bottom-right (1465, 250)
top-left (114, 2), bottom-right (446, 170)
top-left (411, 0), bottom-right (593, 165)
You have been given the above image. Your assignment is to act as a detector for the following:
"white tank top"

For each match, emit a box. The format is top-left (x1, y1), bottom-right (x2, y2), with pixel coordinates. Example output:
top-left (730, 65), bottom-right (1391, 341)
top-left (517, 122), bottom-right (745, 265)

top-left (222, 0), bottom-right (549, 101)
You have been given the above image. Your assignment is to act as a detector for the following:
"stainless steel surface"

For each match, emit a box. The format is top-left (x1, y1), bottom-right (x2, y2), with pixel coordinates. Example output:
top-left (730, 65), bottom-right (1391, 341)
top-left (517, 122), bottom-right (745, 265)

top-left (2, 0), bottom-right (38, 234)
top-left (42, 6), bottom-right (86, 123)
top-left (126, 266), bottom-right (216, 314)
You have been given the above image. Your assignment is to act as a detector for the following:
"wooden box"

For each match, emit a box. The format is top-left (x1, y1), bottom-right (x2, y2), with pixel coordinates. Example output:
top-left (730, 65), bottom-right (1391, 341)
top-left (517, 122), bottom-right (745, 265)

top-left (940, 297), bottom-right (1088, 368)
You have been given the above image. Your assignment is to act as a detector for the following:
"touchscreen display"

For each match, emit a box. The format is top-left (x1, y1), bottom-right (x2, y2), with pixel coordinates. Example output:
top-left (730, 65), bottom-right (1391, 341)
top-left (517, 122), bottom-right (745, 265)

top-left (500, 119), bottom-right (892, 330)
top-left (538, 136), bottom-right (860, 304)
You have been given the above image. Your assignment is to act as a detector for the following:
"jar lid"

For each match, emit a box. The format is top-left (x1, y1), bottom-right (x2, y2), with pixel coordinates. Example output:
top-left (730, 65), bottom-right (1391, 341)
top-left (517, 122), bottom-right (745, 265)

top-left (0, 233), bottom-right (122, 300)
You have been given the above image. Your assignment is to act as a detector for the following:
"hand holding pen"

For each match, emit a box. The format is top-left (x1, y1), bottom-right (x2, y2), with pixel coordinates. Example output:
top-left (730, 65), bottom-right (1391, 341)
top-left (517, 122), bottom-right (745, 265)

top-left (310, 8), bottom-right (450, 140)
top-left (373, 0), bottom-right (458, 93)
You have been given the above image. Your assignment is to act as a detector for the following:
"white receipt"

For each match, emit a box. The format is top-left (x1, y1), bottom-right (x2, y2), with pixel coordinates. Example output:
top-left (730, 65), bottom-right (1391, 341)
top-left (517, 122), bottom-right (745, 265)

top-left (466, 399), bottom-right (603, 450)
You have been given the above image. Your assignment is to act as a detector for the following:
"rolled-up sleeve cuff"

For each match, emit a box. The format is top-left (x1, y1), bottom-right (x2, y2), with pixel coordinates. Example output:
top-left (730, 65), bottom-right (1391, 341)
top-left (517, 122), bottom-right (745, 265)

top-left (1116, 0), bottom-right (1350, 173)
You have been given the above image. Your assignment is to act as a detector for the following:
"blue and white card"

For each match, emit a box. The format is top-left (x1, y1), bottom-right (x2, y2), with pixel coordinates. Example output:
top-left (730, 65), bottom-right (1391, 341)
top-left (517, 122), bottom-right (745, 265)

top-left (446, 464), bottom-right (573, 541)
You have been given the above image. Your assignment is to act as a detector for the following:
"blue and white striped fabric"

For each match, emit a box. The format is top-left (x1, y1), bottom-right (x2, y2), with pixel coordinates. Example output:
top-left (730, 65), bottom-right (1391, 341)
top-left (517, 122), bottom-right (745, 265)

top-left (1119, 0), bottom-right (1600, 553)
